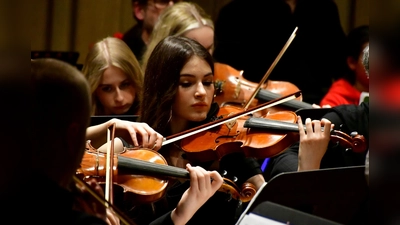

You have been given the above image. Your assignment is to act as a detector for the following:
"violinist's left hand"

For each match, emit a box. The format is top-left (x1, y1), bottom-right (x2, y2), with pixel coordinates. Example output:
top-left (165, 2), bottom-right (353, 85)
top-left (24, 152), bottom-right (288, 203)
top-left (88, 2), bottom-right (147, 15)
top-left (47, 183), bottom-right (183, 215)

top-left (171, 164), bottom-right (223, 225)
top-left (86, 119), bottom-right (164, 151)
top-left (297, 116), bottom-right (333, 171)
top-left (111, 119), bottom-right (164, 151)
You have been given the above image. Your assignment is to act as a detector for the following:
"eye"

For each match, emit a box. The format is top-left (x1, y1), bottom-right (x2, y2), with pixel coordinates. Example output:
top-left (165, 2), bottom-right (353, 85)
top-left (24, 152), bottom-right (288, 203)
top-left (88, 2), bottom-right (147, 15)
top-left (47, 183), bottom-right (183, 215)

top-left (179, 81), bottom-right (192, 88)
top-left (120, 81), bottom-right (132, 88)
top-left (101, 86), bottom-right (112, 92)
top-left (203, 81), bottom-right (214, 87)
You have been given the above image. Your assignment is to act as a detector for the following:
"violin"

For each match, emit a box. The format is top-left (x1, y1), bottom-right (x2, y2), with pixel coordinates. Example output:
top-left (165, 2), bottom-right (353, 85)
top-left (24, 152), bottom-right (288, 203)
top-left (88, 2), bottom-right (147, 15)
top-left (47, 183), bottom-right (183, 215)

top-left (179, 107), bottom-right (366, 163)
top-left (77, 141), bottom-right (257, 203)
top-left (214, 62), bottom-right (313, 115)
top-left (179, 108), bottom-right (300, 162)
top-left (213, 27), bottom-right (312, 115)
top-left (243, 116), bottom-right (367, 153)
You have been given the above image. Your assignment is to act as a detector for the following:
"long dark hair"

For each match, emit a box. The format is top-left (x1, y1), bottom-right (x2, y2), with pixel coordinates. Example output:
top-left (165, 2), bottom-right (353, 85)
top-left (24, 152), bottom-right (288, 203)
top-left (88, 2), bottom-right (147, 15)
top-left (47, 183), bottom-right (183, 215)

top-left (140, 36), bottom-right (214, 135)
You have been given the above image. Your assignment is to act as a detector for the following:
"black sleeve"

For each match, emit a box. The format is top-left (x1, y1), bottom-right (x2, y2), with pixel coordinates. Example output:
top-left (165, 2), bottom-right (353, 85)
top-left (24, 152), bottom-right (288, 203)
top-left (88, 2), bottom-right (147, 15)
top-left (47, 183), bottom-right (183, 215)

top-left (320, 103), bottom-right (369, 167)
top-left (149, 211), bottom-right (174, 225)
top-left (267, 142), bottom-right (300, 180)
top-left (323, 102), bottom-right (369, 142)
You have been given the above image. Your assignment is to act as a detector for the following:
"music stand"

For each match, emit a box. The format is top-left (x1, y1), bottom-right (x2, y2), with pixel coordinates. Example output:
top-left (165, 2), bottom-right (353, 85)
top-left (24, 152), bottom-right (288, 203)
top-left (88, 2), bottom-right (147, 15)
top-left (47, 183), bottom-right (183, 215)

top-left (237, 166), bottom-right (368, 225)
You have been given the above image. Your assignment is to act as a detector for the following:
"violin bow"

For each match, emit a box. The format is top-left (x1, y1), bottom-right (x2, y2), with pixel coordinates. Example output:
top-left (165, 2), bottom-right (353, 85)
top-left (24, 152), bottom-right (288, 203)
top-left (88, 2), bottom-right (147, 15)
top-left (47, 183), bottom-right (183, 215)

top-left (244, 26), bottom-right (298, 111)
top-left (162, 90), bottom-right (302, 146)
top-left (105, 123), bottom-right (116, 206)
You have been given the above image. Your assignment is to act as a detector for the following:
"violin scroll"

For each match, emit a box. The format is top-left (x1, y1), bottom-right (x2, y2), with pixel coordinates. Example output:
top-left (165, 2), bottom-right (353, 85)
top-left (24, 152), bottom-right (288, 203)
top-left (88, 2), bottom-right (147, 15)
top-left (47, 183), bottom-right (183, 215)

top-left (330, 130), bottom-right (367, 153)
top-left (240, 182), bottom-right (257, 202)
top-left (219, 178), bottom-right (255, 203)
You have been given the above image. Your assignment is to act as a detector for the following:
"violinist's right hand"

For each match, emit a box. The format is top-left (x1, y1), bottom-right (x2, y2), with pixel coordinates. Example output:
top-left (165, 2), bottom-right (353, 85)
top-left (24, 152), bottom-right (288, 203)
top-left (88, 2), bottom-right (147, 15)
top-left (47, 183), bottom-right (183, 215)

top-left (73, 178), bottom-right (120, 225)
top-left (171, 164), bottom-right (223, 225)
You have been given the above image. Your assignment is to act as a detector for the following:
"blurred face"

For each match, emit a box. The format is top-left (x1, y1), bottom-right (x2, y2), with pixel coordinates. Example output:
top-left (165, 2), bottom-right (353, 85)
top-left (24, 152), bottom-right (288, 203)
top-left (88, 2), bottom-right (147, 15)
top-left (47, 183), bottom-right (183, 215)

top-left (184, 26), bottom-right (214, 55)
top-left (95, 66), bottom-right (136, 115)
top-left (172, 56), bottom-right (214, 126)
top-left (142, 0), bottom-right (175, 33)
top-left (348, 42), bottom-right (369, 89)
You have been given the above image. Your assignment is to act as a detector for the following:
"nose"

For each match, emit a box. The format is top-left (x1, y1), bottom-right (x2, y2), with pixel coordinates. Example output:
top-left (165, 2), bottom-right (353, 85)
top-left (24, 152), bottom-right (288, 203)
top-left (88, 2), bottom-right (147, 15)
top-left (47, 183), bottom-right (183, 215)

top-left (115, 88), bottom-right (124, 102)
top-left (194, 83), bottom-right (206, 99)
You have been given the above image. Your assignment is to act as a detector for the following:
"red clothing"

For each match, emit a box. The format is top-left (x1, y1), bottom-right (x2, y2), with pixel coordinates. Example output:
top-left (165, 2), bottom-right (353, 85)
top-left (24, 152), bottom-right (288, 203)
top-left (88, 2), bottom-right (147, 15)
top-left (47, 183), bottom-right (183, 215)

top-left (376, 76), bottom-right (400, 110)
top-left (320, 78), bottom-right (361, 107)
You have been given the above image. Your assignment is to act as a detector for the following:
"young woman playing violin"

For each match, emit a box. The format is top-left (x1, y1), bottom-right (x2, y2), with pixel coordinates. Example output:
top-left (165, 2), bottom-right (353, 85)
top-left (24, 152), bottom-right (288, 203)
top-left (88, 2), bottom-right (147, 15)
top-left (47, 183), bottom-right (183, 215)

top-left (21, 58), bottom-right (223, 225)
top-left (266, 45), bottom-right (370, 180)
top-left (139, 36), bottom-right (265, 225)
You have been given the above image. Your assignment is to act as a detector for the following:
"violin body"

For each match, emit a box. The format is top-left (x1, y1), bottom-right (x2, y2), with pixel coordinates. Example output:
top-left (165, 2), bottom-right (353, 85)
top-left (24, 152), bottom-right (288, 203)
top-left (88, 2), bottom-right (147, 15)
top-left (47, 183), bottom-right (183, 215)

top-left (180, 106), bottom-right (299, 162)
top-left (78, 142), bottom-right (257, 203)
top-left (213, 63), bottom-right (308, 115)
top-left (78, 144), bottom-right (169, 204)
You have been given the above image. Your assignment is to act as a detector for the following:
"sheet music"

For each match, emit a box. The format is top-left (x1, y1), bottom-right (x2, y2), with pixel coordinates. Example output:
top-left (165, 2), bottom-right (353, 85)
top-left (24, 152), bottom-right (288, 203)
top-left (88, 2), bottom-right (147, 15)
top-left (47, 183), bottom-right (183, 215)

top-left (238, 213), bottom-right (287, 225)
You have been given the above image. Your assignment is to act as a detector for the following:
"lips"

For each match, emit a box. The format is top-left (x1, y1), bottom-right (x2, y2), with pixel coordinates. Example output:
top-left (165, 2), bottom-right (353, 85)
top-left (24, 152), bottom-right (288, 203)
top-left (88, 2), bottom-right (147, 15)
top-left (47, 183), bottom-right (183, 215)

top-left (191, 102), bottom-right (208, 107)
top-left (113, 105), bottom-right (130, 111)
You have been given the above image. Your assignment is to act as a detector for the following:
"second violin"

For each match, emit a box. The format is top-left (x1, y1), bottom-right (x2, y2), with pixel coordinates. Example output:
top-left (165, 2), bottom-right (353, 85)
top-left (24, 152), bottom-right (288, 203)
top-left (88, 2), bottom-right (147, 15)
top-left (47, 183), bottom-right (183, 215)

top-left (77, 142), bottom-right (257, 203)
top-left (213, 62), bottom-right (312, 113)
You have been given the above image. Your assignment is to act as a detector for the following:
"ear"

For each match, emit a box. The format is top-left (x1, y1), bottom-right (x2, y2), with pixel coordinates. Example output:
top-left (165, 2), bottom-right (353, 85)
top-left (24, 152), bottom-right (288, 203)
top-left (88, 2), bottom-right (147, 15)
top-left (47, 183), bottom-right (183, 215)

top-left (133, 2), bottom-right (145, 21)
top-left (347, 56), bottom-right (357, 71)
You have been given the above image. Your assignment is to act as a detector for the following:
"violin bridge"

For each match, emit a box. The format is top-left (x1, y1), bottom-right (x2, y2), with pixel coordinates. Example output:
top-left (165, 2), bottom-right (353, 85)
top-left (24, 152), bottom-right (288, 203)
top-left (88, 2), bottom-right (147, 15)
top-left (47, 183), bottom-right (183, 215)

top-left (224, 119), bottom-right (237, 130)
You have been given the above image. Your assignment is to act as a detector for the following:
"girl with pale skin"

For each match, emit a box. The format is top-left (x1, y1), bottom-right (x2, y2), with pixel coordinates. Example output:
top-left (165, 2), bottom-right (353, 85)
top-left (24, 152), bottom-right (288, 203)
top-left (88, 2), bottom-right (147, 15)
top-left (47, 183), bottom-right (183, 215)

top-left (82, 37), bottom-right (143, 116)
top-left (82, 37), bottom-right (163, 151)
top-left (141, 36), bottom-right (265, 225)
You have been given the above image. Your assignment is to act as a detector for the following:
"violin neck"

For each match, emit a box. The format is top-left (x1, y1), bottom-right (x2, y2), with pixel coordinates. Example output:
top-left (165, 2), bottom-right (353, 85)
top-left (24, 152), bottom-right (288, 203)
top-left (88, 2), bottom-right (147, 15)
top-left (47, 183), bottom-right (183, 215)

top-left (244, 117), bottom-right (329, 133)
top-left (256, 89), bottom-right (313, 110)
top-left (117, 155), bottom-right (189, 179)
top-left (244, 117), bottom-right (300, 132)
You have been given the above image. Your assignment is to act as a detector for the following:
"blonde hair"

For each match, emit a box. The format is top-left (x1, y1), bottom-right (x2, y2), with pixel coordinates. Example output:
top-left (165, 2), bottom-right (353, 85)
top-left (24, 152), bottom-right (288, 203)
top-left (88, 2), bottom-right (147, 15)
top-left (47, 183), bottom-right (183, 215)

top-left (82, 37), bottom-right (143, 115)
top-left (141, 2), bottom-right (214, 70)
